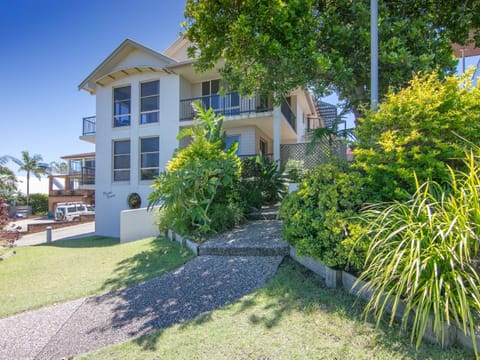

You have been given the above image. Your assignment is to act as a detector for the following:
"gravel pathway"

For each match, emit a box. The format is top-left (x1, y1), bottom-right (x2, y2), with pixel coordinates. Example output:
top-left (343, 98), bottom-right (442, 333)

top-left (1, 255), bottom-right (283, 359)
top-left (199, 220), bottom-right (289, 256)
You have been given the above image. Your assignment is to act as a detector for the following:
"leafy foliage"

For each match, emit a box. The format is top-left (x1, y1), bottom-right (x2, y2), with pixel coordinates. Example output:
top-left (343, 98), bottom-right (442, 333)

top-left (354, 71), bottom-right (480, 202)
top-left (184, 0), bottom-right (479, 117)
top-left (0, 156), bottom-right (16, 198)
top-left (0, 197), bottom-right (9, 230)
top-left (239, 155), bottom-right (286, 211)
top-left (8, 151), bottom-right (46, 206)
top-left (28, 193), bottom-right (48, 215)
top-left (358, 150), bottom-right (480, 354)
top-left (279, 162), bottom-right (367, 270)
top-left (283, 159), bottom-right (306, 183)
top-left (148, 102), bottom-right (242, 239)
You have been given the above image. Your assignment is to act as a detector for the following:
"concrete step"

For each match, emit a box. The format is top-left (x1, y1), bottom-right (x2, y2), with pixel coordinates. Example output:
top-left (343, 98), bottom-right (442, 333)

top-left (246, 205), bottom-right (280, 221)
top-left (199, 220), bottom-right (289, 257)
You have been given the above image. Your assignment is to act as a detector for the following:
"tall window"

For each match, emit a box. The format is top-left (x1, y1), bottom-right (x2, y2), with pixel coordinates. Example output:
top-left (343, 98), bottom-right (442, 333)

top-left (140, 80), bottom-right (160, 124)
top-left (113, 140), bottom-right (130, 181)
top-left (140, 137), bottom-right (159, 180)
top-left (113, 86), bottom-right (131, 127)
top-left (201, 79), bottom-right (220, 109)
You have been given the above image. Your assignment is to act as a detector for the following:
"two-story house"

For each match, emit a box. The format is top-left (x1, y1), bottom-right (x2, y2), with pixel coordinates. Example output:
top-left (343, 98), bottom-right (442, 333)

top-left (48, 152), bottom-right (95, 215)
top-left (79, 37), bottom-right (324, 237)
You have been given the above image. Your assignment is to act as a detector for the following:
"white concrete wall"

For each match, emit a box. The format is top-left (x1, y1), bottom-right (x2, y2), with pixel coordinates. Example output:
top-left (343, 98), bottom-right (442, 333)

top-left (120, 207), bottom-right (159, 243)
top-left (95, 65), bottom-right (180, 237)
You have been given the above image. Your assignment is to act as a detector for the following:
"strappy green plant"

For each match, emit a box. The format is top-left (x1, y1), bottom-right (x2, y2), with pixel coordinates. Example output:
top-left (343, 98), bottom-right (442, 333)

top-left (358, 149), bottom-right (480, 355)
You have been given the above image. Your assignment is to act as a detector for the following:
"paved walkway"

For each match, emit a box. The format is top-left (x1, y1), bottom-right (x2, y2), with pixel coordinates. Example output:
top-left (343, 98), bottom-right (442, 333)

top-left (0, 220), bottom-right (286, 359)
top-left (16, 222), bottom-right (95, 247)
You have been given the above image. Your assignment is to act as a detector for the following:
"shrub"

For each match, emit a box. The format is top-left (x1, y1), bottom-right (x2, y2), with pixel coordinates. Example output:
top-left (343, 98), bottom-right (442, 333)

top-left (238, 155), bottom-right (286, 211)
top-left (279, 162), bottom-right (367, 270)
top-left (0, 197), bottom-right (8, 229)
top-left (284, 159), bottom-right (306, 183)
top-left (354, 71), bottom-right (480, 202)
top-left (358, 150), bottom-right (480, 354)
top-left (148, 103), bottom-right (242, 239)
top-left (28, 193), bottom-right (48, 215)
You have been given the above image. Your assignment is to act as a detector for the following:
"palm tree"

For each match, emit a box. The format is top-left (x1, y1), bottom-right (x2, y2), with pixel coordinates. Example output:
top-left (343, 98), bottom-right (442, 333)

top-left (9, 151), bottom-right (46, 206)
top-left (0, 156), bottom-right (17, 197)
top-left (48, 161), bottom-right (68, 175)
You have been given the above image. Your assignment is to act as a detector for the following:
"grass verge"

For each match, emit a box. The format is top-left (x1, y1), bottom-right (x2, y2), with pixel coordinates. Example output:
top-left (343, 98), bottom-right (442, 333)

top-left (0, 236), bottom-right (194, 318)
top-left (80, 259), bottom-right (471, 359)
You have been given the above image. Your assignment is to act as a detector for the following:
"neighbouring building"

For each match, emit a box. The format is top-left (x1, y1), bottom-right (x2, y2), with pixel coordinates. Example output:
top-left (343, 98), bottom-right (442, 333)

top-left (78, 37), bottom-right (332, 237)
top-left (48, 152), bottom-right (95, 215)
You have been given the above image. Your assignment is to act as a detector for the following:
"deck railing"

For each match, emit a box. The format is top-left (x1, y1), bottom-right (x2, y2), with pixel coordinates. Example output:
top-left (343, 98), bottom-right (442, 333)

top-left (280, 97), bottom-right (296, 131)
top-left (82, 116), bottom-right (96, 136)
top-left (81, 166), bottom-right (95, 185)
top-left (180, 92), bottom-right (272, 121)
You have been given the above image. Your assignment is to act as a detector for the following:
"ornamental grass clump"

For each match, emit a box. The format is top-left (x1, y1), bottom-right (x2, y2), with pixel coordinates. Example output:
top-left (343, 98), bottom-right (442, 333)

top-left (358, 150), bottom-right (480, 355)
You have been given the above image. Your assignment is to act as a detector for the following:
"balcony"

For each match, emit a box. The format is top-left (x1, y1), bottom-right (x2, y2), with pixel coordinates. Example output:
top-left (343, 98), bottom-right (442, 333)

top-left (180, 93), bottom-right (296, 132)
top-left (80, 116), bottom-right (96, 143)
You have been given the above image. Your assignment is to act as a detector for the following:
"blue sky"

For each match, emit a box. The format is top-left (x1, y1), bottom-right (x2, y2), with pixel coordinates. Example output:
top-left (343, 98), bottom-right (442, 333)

top-left (0, 0), bottom-right (186, 168)
top-left (1, 0), bottom-right (478, 172)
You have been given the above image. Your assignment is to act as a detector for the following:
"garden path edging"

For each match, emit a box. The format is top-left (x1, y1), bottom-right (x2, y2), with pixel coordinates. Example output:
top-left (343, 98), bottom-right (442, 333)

top-left (289, 245), bottom-right (477, 353)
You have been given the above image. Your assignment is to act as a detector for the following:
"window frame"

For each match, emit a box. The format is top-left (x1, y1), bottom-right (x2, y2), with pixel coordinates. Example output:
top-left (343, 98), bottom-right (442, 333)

top-left (140, 80), bottom-right (160, 125)
top-left (139, 136), bottom-right (160, 181)
top-left (113, 139), bottom-right (131, 182)
top-left (113, 85), bottom-right (131, 128)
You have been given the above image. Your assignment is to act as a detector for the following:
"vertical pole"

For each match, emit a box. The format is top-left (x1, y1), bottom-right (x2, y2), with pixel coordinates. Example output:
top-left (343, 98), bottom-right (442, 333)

top-left (371, 0), bottom-right (378, 111)
top-left (273, 105), bottom-right (281, 168)
top-left (46, 226), bottom-right (52, 243)
top-left (461, 49), bottom-right (465, 74)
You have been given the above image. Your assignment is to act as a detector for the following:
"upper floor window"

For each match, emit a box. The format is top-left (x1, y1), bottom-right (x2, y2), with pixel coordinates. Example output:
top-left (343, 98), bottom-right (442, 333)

top-left (140, 81), bottom-right (160, 124)
top-left (113, 140), bottom-right (130, 182)
top-left (140, 137), bottom-right (159, 180)
top-left (113, 86), bottom-right (131, 127)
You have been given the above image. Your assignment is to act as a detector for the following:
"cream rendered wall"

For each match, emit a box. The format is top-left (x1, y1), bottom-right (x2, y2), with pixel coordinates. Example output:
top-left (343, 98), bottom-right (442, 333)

top-left (254, 127), bottom-right (273, 154)
top-left (95, 70), bottom-right (180, 238)
top-left (225, 127), bottom-right (256, 155)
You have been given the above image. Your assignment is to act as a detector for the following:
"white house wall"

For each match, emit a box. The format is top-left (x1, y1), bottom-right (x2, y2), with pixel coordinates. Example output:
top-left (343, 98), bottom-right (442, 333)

top-left (95, 71), bottom-right (179, 237)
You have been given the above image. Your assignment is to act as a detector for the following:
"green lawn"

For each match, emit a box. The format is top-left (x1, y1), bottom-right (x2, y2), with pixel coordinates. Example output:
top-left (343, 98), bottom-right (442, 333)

top-left (0, 236), bottom-right (194, 318)
top-left (80, 259), bottom-right (471, 360)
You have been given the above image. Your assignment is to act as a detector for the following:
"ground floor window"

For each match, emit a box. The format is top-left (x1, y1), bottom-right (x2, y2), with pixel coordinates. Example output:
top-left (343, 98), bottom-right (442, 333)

top-left (113, 140), bottom-right (130, 182)
top-left (140, 137), bottom-right (159, 180)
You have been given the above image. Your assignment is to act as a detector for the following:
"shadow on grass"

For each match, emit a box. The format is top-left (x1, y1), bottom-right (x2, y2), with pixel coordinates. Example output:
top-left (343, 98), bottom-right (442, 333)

top-left (80, 254), bottom-right (281, 354)
top-left (38, 236), bottom-right (119, 248)
top-left (99, 237), bottom-right (194, 292)
top-left (111, 257), bottom-right (471, 359)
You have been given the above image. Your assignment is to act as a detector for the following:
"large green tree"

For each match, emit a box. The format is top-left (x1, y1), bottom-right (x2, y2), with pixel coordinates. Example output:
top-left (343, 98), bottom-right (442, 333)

top-left (9, 151), bottom-right (46, 206)
top-left (184, 0), bottom-right (480, 120)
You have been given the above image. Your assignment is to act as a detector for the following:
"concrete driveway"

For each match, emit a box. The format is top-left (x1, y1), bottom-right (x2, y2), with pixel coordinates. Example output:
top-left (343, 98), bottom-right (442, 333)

top-left (16, 222), bottom-right (96, 246)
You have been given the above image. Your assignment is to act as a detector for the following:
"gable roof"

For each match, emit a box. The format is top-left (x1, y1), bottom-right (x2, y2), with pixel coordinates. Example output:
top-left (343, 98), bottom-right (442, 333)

top-left (78, 39), bottom-right (177, 94)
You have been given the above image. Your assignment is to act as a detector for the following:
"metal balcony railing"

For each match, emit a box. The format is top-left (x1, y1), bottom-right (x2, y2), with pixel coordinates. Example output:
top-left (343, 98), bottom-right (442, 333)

top-left (280, 97), bottom-right (296, 132)
top-left (81, 166), bottom-right (95, 185)
top-left (82, 116), bottom-right (96, 136)
top-left (180, 92), bottom-right (272, 121)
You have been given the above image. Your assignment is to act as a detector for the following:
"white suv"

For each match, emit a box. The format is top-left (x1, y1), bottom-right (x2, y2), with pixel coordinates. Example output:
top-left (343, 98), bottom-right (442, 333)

top-left (54, 202), bottom-right (95, 221)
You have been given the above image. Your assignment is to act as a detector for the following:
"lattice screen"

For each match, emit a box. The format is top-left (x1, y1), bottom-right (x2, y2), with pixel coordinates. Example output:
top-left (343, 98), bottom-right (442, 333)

top-left (280, 140), bottom-right (346, 169)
